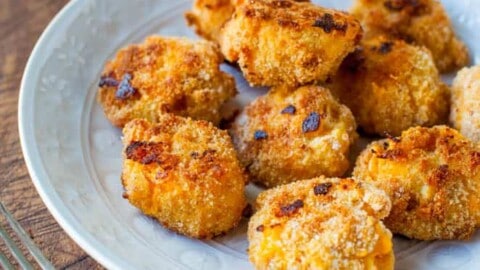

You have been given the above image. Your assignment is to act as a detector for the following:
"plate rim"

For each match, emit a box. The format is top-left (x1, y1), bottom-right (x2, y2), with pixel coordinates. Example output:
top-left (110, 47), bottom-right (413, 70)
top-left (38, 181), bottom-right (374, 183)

top-left (18, 0), bottom-right (124, 269)
top-left (17, 0), bottom-right (480, 269)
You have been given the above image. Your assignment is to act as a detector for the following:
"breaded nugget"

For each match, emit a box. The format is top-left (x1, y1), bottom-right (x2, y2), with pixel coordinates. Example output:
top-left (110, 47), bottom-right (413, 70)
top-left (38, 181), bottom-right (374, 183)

top-left (248, 177), bottom-right (394, 269)
top-left (354, 126), bottom-right (480, 240)
top-left (121, 116), bottom-right (247, 239)
top-left (329, 36), bottom-right (449, 136)
top-left (350, 0), bottom-right (469, 72)
top-left (219, 0), bottom-right (363, 87)
top-left (185, 0), bottom-right (237, 42)
top-left (185, 0), bottom-right (310, 43)
top-left (230, 85), bottom-right (357, 188)
top-left (97, 36), bottom-right (236, 127)
top-left (450, 66), bottom-right (480, 143)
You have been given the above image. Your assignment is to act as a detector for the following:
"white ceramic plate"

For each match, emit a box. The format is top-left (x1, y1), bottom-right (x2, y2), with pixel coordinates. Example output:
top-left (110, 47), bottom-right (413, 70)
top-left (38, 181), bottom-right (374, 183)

top-left (19, 0), bottom-right (480, 269)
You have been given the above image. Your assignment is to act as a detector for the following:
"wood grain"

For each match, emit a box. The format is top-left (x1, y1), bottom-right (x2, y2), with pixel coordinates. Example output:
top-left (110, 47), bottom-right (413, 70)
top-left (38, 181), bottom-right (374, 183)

top-left (0, 0), bottom-right (103, 268)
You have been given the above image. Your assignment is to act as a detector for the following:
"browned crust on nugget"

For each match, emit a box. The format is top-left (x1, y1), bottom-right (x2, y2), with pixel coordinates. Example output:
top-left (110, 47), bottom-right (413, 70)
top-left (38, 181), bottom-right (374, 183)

top-left (329, 36), bottom-right (449, 136)
top-left (219, 0), bottom-right (363, 86)
top-left (97, 36), bottom-right (236, 127)
top-left (185, 0), bottom-right (237, 42)
top-left (231, 85), bottom-right (357, 187)
top-left (354, 126), bottom-right (480, 240)
top-left (450, 66), bottom-right (480, 143)
top-left (121, 116), bottom-right (247, 239)
top-left (351, 0), bottom-right (469, 72)
top-left (249, 177), bottom-right (394, 269)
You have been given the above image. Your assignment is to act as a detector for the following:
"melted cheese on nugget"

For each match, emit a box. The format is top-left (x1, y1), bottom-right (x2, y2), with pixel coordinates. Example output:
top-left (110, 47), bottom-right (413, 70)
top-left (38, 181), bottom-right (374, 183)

top-left (249, 177), bottom-right (394, 270)
top-left (354, 126), bottom-right (480, 240)
top-left (121, 116), bottom-right (247, 239)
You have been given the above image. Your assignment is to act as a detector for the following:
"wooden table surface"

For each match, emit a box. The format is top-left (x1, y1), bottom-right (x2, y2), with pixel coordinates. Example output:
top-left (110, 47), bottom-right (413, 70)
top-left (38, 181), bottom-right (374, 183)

top-left (0, 1), bottom-right (102, 268)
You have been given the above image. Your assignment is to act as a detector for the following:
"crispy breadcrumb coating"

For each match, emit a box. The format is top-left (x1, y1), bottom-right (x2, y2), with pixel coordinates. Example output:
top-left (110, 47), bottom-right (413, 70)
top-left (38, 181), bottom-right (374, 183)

top-left (185, 0), bottom-right (311, 43)
top-left (121, 116), bottom-right (247, 239)
top-left (230, 85), bottom-right (357, 188)
top-left (248, 177), bottom-right (394, 270)
top-left (97, 36), bottom-right (236, 127)
top-left (219, 0), bottom-right (363, 87)
top-left (450, 66), bottom-right (480, 143)
top-left (354, 126), bottom-right (480, 240)
top-left (350, 0), bottom-right (469, 72)
top-left (329, 36), bottom-right (449, 136)
top-left (185, 0), bottom-right (237, 42)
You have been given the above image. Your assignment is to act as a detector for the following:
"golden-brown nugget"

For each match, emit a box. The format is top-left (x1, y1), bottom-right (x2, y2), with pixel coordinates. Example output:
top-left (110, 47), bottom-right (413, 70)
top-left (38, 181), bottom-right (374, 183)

top-left (249, 177), bottom-right (394, 270)
top-left (185, 0), bottom-right (237, 42)
top-left (121, 116), bottom-right (247, 239)
top-left (231, 85), bottom-right (357, 188)
top-left (354, 126), bottom-right (480, 240)
top-left (329, 37), bottom-right (449, 136)
top-left (450, 65), bottom-right (480, 143)
top-left (350, 0), bottom-right (469, 72)
top-left (219, 0), bottom-right (363, 87)
top-left (97, 36), bottom-right (236, 127)
top-left (185, 0), bottom-right (311, 43)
